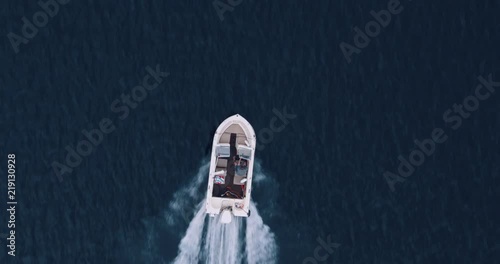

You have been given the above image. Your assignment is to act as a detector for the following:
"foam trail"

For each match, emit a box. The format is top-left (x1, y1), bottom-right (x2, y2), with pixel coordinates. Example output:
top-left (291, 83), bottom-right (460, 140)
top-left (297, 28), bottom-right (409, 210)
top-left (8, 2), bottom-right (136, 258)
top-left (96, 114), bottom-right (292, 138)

top-left (171, 161), bottom-right (277, 264)
top-left (202, 215), bottom-right (243, 264)
top-left (245, 202), bottom-right (277, 264)
top-left (165, 162), bottom-right (209, 227)
top-left (172, 201), bottom-right (206, 264)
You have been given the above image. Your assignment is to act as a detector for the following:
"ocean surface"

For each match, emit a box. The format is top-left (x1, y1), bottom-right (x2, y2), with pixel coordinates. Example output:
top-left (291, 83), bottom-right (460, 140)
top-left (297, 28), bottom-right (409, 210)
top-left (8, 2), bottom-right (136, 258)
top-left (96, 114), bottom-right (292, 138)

top-left (1, 0), bottom-right (499, 263)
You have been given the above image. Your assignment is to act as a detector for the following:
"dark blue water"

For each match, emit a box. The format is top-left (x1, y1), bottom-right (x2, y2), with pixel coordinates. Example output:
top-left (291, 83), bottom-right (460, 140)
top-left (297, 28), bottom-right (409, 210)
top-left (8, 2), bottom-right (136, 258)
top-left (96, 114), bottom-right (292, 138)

top-left (1, 0), bottom-right (499, 263)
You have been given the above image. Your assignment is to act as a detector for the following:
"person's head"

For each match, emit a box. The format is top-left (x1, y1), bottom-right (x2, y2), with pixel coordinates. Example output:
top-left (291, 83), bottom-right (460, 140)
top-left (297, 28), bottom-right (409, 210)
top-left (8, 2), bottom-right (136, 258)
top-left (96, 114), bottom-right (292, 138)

top-left (241, 159), bottom-right (247, 167)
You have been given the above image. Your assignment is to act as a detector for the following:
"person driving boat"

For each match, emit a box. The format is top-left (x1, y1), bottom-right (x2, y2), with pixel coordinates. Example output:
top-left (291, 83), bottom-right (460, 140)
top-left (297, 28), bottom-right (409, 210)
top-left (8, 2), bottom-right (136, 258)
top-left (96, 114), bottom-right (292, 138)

top-left (235, 158), bottom-right (248, 176)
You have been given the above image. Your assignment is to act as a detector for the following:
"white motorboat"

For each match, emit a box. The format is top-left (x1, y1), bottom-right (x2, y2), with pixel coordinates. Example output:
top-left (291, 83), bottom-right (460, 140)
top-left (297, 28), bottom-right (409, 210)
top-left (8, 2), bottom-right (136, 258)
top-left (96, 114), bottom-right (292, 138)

top-left (205, 114), bottom-right (256, 224)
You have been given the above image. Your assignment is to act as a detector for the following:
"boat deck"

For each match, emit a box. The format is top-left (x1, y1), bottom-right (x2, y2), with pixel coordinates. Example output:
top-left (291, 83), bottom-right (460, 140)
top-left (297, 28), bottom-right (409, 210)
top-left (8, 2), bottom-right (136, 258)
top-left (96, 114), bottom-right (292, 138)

top-left (211, 133), bottom-right (245, 198)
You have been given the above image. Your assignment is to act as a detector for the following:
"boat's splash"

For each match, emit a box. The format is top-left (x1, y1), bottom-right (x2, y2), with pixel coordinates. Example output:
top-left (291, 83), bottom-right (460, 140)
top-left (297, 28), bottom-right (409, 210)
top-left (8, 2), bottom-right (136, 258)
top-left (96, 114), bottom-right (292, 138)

top-left (169, 161), bottom-right (278, 264)
top-left (245, 202), bottom-right (278, 264)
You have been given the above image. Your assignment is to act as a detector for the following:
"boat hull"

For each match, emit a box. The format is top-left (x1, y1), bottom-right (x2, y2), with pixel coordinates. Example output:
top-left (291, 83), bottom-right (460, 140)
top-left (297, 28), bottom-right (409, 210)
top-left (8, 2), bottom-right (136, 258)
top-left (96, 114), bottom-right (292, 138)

top-left (205, 114), bottom-right (256, 221)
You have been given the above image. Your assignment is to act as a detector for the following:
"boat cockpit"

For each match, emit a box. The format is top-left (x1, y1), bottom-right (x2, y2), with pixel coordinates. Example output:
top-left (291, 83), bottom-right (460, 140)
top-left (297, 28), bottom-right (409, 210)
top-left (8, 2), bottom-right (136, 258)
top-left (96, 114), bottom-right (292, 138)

top-left (211, 135), bottom-right (253, 199)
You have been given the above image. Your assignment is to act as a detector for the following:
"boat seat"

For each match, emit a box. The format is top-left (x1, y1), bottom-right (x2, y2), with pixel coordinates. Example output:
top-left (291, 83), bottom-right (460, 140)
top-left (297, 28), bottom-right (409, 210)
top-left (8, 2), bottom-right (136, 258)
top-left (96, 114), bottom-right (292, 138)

top-left (216, 158), bottom-right (228, 168)
top-left (237, 145), bottom-right (253, 160)
top-left (216, 143), bottom-right (231, 158)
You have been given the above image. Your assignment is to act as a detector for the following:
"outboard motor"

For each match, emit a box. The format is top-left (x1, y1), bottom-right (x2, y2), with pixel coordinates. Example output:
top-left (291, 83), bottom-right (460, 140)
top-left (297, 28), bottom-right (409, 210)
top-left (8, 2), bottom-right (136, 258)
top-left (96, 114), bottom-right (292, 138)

top-left (220, 208), bottom-right (233, 224)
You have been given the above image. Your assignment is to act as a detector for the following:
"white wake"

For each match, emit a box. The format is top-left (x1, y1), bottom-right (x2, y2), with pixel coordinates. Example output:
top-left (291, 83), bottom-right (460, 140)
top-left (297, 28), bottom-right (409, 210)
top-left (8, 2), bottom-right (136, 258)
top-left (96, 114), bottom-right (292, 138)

top-left (169, 161), bottom-right (277, 264)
